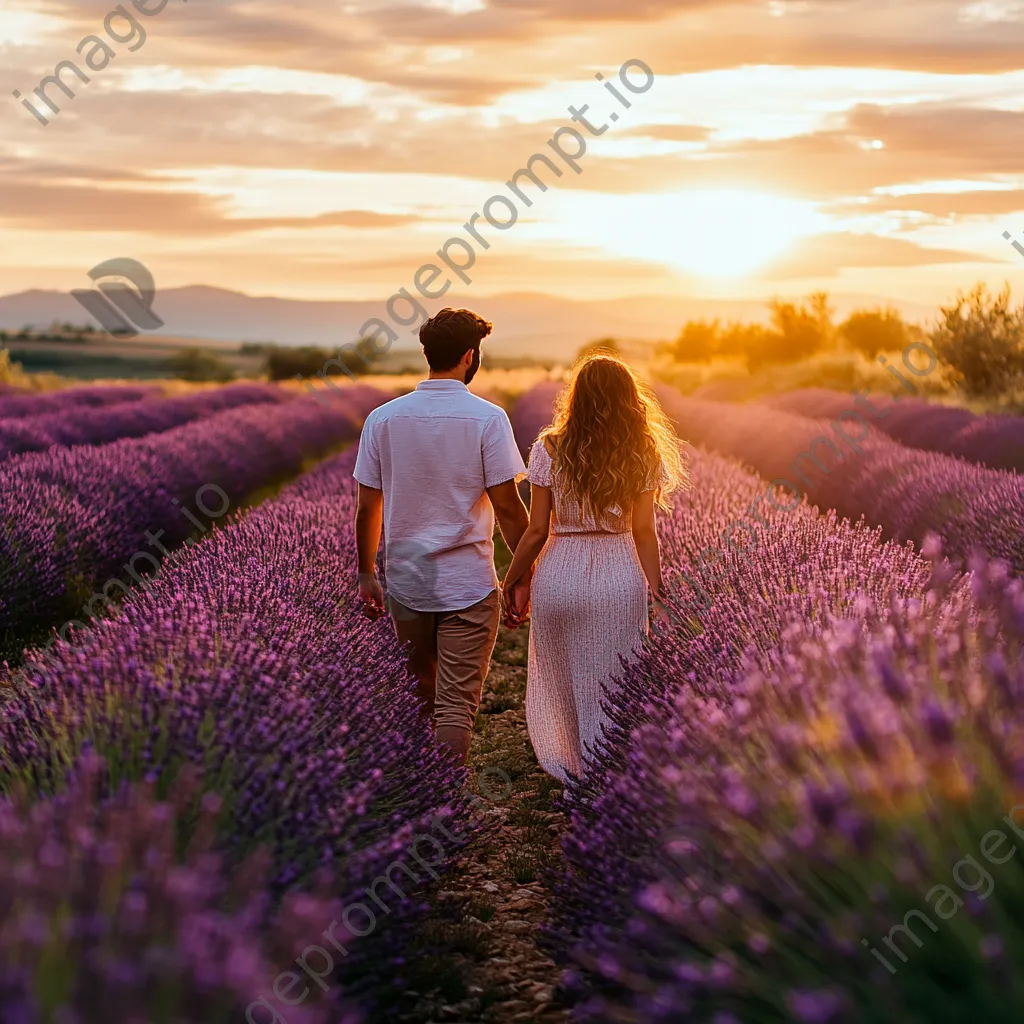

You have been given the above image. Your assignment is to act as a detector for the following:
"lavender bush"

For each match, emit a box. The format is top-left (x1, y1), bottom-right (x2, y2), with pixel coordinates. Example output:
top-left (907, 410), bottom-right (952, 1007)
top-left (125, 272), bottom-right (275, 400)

top-left (0, 751), bottom-right (359, 1024)
top-left (763, 387), bottom-right (1024, 474)
top-left (0, 383), bottom-right (285, 461)
top-left (562, 549), bottom-right (1024, 1023)
top-left (509, 380), bottom-right (562, 460)
top-left (1, 446), bottom-right (476, 1015)
top-left (653, 388), bottom-right (1024, 575)
top-left (0, 384), bottom-right (160, 420)
top-left (0, 387), bottom-right (387, 662)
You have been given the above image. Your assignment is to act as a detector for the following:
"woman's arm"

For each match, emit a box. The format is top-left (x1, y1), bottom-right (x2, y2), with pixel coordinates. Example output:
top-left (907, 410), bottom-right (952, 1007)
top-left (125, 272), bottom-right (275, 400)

top-left (503, 483), bottom-right (552, 589)
top-left (631, 489), bottom-right (664, 599)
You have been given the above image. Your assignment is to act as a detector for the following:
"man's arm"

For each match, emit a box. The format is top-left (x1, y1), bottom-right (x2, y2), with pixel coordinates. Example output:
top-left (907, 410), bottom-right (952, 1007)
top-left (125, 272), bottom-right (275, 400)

top-left (355, 483), bottom-right (386, 619)
top-left (486, 479), bottom-right (529, 555)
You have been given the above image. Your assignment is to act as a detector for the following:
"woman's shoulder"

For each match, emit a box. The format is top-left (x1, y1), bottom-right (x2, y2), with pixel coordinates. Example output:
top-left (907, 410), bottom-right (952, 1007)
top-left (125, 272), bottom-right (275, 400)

top-left (528, 434), bottom-right (556, 484)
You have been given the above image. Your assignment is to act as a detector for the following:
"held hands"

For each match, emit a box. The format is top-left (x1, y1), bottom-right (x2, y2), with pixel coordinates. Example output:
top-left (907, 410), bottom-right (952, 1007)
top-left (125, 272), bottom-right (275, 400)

top-left (358, 571), bottom-right (386, 620)
top-left (502, 574), bottom-right (532, 629)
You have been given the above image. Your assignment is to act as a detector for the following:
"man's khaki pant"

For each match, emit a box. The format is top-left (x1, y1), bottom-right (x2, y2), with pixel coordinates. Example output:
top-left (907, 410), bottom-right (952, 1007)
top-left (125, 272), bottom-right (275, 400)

top-left (388, 589), bottom-right (501, 735)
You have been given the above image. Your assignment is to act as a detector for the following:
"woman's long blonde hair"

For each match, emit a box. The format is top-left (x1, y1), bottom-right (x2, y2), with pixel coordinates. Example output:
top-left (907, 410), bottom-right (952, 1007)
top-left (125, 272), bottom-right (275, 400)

top-left (538, 354), bottom-right (685, 518)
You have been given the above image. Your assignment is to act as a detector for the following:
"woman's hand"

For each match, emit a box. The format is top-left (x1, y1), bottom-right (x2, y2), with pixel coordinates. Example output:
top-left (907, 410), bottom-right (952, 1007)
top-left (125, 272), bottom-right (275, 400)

top-left (502, 575), bottom-right (532, 629)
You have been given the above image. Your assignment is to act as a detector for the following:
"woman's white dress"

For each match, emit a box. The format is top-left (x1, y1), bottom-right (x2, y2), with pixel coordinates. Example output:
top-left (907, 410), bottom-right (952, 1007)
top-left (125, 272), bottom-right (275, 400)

top-left (524, 440), bottom-right (653, 783)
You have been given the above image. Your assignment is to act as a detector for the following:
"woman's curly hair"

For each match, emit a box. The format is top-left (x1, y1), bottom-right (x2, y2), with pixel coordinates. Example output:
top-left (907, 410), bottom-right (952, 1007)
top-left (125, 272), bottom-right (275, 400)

top-left (538, 354), bottom-right (685, 518)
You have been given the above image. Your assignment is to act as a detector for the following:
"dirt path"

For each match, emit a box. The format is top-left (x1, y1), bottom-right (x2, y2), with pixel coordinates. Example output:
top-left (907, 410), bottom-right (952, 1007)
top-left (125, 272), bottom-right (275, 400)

top-left (398, 620), bottom-right (571, 1023)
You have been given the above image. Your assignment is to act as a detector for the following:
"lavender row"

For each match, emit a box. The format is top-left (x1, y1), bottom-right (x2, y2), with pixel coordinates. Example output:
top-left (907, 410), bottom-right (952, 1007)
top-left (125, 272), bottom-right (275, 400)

top-left (0, 446), bottom-right (475, 1022)
top-left (0, 382), bottom-right (285, 461)
top-left (653, 387), bottom-right (1024, 575)
top-left (509, 384), bottom-right (949, 933)
top-left (763, 386), bottom-right (1024, 473)
top-left (0, 382), bottom-right (160, 420)
top-left (508, 381), bottom-right (998, 1021)
top-left (557, 550), bottom-right (1024, 1023)
top-left (547, 445), bottom-right (962, 1017)
top-left (0, 386), bottom-right (386, 661)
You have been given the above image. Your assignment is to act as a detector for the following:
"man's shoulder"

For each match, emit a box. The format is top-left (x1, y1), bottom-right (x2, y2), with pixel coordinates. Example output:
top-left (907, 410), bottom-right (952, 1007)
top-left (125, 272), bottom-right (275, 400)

top-left (374, 388), bottom-right (509, 424)
top-left (364, 391), bottom-right (419, 423)
top-left (464, 392), bottom-right (509, 420)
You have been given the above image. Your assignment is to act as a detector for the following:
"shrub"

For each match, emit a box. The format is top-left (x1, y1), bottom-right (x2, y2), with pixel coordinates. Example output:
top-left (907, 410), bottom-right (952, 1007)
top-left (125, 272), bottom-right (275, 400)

top-left (0, 382), bottom-right (282, 460)
top-left (930, 283), bottom-right (1024, 396)
top-left (576, 337), bottom-right (621, 362)
top-left (1, 447), bottom-right (479, 1014)
top-left (0, 382), bottom-right (160, 419)
top-left (717, 321), bottom-right (772, 363)
top-left (838, 307), bottom-right (914, 358)
top-left (664, 321), bottom-right (720, 363)
top-left (651, 387), bottom-right (1024, 575)
top-left (747, 292), bottom-right (834, 369)
top-left (265, 339), bottom-right (378, 381)
top-left (161, 347), bottom-right (237, 383)
top-left (764, 388), bottom-right (1024, 474)
top-left (0, 388), bottom-right (386, 659)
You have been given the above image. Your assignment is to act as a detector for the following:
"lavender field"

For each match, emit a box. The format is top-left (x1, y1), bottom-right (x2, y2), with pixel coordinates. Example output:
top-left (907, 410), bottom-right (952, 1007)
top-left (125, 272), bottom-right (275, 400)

top-left (512, 380), bottom-right (1024, 1024)
top-left (1, 374), bottom-right (1022, 1024)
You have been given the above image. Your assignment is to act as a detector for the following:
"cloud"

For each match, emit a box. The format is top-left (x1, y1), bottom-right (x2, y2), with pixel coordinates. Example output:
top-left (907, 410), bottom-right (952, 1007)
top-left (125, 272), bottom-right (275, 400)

top-left (623, 123), bottom-right (711, 142)
top-left (0, 171), bottom-right (424, 235)
top-left (757, 230), bottom-right (998, 280)
top-left (830, 190), bottom-right (1024, 218)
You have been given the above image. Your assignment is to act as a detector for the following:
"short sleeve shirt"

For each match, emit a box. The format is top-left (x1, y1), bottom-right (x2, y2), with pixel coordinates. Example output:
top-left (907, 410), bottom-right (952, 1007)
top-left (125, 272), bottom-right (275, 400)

top-left (354, 380), bottom-right (526, 612)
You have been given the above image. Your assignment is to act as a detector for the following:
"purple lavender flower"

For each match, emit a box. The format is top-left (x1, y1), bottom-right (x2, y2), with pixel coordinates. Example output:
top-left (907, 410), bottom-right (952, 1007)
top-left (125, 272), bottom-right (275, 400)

top-left (0, 753), bottom-right (361, 1024)
top-left (0, 387), bottom-right (388, 660)
top-left (763, 387), bottom-right (1024, 475)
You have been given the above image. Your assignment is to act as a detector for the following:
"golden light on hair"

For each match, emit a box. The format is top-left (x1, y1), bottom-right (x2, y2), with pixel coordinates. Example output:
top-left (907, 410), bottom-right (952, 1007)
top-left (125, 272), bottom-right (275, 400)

top-left (539, 354), bottom-right (686, 520)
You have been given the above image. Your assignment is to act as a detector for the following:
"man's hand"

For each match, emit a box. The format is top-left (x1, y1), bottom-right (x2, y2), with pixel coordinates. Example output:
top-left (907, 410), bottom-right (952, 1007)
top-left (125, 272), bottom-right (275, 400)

top-left (358, 572), bottom-right (386, 620)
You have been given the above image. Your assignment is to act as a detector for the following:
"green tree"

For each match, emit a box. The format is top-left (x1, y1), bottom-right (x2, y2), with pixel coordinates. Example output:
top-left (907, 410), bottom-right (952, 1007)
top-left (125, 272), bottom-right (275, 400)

top-left (930, 283), bottom-right (1024, 395)
top-left (161, 348), bottom-right (237, 383)
top-left (264, 339), bottom-right (377, 382)
top-left (838, 307), bottom-right (911, 358)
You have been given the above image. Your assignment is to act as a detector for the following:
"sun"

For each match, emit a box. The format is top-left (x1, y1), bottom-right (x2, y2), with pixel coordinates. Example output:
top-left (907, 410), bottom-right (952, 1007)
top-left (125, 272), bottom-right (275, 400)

top-left (569, 189), bottom-right (824, 279)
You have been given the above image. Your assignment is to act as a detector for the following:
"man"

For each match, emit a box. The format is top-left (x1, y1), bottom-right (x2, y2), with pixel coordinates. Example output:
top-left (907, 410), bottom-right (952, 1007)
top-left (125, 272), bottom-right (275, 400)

top-left (353, 307), bottom-right (531, 763)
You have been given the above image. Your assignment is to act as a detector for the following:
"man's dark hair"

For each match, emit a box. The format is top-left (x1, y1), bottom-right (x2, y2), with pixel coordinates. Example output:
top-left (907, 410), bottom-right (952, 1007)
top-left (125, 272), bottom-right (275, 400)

top-left (419, 307), bottom-right (493, 371)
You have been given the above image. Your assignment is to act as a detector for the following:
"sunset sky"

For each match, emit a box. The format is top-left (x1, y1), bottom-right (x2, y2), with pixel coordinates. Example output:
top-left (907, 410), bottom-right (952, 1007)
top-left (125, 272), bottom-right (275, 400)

top-left (3, 0), bottom-right (1024, 310)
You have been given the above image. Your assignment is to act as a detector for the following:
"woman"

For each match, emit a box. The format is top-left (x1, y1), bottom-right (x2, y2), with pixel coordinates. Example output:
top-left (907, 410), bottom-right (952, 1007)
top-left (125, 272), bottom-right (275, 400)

top-left (502, 355), bottom-right (684, 783)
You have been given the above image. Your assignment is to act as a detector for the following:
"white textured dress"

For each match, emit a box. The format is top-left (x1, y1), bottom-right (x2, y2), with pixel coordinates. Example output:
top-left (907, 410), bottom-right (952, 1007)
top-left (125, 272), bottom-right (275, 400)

top-left (524, 440), bottom-right (653, 783)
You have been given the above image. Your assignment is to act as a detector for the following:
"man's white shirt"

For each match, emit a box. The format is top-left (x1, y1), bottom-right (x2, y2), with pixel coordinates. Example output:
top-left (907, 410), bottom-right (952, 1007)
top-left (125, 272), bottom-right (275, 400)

top-left (353, 379), bottom-right (527, 612)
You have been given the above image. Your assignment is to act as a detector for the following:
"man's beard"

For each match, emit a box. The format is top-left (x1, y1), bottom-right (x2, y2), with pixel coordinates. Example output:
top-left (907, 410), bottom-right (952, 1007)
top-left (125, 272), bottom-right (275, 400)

top-left (464, 347), bottom-right (481, 384)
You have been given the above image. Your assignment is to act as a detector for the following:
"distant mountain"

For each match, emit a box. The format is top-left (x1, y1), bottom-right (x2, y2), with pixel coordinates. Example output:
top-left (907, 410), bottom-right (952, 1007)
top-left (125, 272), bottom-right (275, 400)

top-left (0, 285), bottom-right (937, 362)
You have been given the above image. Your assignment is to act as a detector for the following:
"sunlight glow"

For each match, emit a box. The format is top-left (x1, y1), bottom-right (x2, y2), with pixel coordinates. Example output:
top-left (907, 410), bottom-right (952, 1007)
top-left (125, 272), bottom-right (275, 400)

top-left (561, 190), bottom-right (825, 279)
top-left (0, 2), bottom-right (58, 45)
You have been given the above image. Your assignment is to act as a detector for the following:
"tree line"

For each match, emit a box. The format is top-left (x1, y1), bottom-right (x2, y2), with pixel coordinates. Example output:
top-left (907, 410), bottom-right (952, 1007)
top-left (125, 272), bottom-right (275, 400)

top-left (658, 283), bottom-right (1024, 396)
